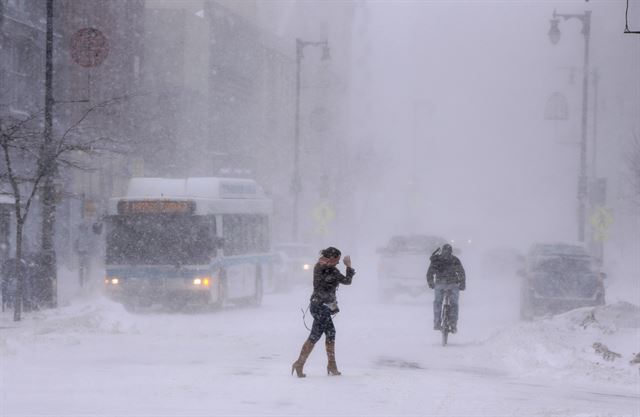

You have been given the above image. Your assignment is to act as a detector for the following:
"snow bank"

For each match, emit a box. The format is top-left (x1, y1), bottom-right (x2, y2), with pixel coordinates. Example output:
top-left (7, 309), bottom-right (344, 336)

top-left (483, 302), bottom-right (640, 386)
top-left (0, 296), bottom-right (139, 357)
top-left (28, 296), bottom-right (139, 335)
top-left (562, 301), bottom-right (640, 331)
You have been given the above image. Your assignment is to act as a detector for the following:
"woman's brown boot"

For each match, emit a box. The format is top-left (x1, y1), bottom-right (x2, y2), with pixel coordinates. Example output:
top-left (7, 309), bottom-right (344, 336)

top-left (326, 340), bottom-right (341, 376)
top-left (291, 340), bottom-right (315, 378)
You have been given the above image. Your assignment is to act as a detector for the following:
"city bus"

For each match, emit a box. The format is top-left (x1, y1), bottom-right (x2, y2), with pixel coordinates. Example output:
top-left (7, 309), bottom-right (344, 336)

top-left (104, 177), bottom-right (277, 310)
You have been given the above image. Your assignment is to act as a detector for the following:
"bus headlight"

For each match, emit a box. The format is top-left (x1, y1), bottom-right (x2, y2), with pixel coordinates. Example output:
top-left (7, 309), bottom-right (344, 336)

top-left (193, 277), bottom-right (211, 287)
top-left (105, 277), bottom-right (120, 285)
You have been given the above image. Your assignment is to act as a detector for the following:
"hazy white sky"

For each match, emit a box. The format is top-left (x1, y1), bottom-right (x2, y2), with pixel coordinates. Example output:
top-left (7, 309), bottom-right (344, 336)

top-left (348, 0), bottom-right (639, 252)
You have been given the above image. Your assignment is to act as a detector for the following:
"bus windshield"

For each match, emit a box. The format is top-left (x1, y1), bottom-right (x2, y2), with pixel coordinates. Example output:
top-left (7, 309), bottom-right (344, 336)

top-left (106, 214), bottom-right (215, 265)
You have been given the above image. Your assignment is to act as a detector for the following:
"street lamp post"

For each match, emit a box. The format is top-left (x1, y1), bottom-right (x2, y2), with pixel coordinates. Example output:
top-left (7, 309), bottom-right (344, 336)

top-left (548, 9), bottom-right (591, 242)
top-left (41, 0), bottom-right (58, 310)
top-left (291, 38), bottom-right (330, 242)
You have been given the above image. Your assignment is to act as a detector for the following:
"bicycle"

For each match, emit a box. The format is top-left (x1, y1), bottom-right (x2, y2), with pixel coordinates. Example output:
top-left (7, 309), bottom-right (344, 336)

top-left (439, 288), bottom-right (454, 346)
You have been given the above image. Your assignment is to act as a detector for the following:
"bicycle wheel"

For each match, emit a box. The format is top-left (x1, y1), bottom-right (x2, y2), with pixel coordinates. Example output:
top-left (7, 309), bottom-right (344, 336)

top-left (441, 304), bottom-right (449, 346)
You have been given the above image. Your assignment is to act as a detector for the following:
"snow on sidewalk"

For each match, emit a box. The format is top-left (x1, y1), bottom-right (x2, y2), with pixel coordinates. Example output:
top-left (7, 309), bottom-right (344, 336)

top-left (482, 302), bottom-right (640, 386)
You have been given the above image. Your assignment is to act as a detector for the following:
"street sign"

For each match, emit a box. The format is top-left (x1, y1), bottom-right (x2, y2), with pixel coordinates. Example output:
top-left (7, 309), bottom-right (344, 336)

top-left (71, 28), bottom-right (109, 68)
top-left (589, 207), bottom-right (613, 242)
top-left (312, 201), bottom-right (335, 236)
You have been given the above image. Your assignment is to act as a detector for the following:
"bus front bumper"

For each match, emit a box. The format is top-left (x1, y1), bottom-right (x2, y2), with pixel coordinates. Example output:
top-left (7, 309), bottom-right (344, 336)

top-left (104, 275), bottom-right (215, 299)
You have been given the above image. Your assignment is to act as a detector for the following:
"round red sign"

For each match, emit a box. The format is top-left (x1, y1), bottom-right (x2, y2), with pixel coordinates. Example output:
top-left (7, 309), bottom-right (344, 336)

top-left (71, 28), bottom-right (109, 68)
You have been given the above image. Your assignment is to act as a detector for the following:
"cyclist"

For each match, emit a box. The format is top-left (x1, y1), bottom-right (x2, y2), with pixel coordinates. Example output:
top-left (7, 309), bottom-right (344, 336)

top-left (427, 244), bottom-right (466, 333)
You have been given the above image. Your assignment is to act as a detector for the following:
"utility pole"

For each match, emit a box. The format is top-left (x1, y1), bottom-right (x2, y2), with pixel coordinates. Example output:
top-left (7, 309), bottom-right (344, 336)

top-left (578, 11), bottom-right (592, 243)
top-left (291, 38), bottom-right (330, 242)
top-left (591, 70), bottom-right (599, 180)
top-left (41, 0), bottom-right (57, 308)
top-left (291, 39), bottom-right (302, 243)
top-left (548, 10), bottom-right (591, 242)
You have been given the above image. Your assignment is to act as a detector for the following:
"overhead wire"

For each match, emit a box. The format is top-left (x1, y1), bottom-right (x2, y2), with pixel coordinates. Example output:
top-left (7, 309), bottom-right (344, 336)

top-left (625, 0), bottom-right (640, 34)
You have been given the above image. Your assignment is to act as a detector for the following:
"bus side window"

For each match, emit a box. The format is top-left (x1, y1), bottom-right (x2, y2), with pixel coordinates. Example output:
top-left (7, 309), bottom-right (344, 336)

top-left (248, 215), bottom-right (269, 253)
top-left (222, 214), bottom-right (269, 256)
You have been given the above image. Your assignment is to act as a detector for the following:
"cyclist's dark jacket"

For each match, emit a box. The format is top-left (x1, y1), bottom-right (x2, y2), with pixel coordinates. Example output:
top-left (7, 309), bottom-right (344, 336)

top-left (427, 254), bottom-right (465, 287)
top-left (310, 263), bottom-right (355, 304)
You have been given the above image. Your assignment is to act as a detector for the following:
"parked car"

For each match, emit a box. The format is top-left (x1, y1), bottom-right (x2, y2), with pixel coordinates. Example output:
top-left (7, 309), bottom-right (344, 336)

top-left (519, 242), bottom-right (605, 319)
top-left (377, 234), bottom-right (448, 302)
top-left (273, 243), bottom-right (316, 289)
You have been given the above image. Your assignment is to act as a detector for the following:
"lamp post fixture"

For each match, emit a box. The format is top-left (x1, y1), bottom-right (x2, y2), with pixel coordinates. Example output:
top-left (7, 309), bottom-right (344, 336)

top-left (548, 9), bottom-right (591, 242)
top-left (291, 38), bottom-right (330, 242)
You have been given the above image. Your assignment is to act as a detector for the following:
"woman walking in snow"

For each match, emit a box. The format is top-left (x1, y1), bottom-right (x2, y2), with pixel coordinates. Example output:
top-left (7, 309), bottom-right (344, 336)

top-left (291, 246), bottom-right (355, 377)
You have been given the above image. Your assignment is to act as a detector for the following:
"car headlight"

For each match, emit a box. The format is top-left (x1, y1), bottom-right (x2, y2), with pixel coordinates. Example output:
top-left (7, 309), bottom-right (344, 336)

top-left (303, 264), bottom-right (311, 271)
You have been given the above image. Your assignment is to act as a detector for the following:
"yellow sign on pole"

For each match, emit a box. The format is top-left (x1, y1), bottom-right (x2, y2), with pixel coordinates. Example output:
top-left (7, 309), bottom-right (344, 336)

top-left (589, 207), bottom-right (613, 242)
top-left (312, 201), bottom-right (335, 236)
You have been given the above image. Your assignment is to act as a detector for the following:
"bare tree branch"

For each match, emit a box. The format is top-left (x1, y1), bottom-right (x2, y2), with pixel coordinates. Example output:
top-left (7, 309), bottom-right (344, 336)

top-left (57, 157), bottom-right (95, 171)
top-left (56, 94), bottom-right (134, 153)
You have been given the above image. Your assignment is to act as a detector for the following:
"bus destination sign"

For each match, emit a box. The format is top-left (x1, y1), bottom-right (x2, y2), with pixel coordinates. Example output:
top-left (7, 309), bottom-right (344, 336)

top-left (118, 200), bottom-right (195, 215)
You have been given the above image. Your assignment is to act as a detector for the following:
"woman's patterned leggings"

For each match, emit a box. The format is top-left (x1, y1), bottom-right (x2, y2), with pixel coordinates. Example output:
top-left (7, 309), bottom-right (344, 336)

top-left (308, 302), bottom-right (336, 343)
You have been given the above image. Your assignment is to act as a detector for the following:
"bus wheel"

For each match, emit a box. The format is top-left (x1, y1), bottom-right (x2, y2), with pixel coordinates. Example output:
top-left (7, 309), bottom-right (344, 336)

top-left (211, 273), bottom-right (226, 309)
top-left (166, 295), bottom-right (187, 312)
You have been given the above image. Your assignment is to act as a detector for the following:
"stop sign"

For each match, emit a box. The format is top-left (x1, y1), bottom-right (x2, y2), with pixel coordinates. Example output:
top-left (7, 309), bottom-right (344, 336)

top-left (71, 28), bottom-right (109, 68)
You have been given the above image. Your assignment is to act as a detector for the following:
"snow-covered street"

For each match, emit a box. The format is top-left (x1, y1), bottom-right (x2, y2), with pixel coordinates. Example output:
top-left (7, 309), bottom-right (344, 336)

top-left (1, 1), bottom-right (639, 416)
top-left (2, 263), bottom-right (638, 417)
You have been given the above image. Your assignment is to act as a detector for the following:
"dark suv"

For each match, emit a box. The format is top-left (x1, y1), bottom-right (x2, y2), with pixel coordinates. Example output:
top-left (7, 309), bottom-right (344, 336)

top-left (519, 243), bottom-right (605, 319)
